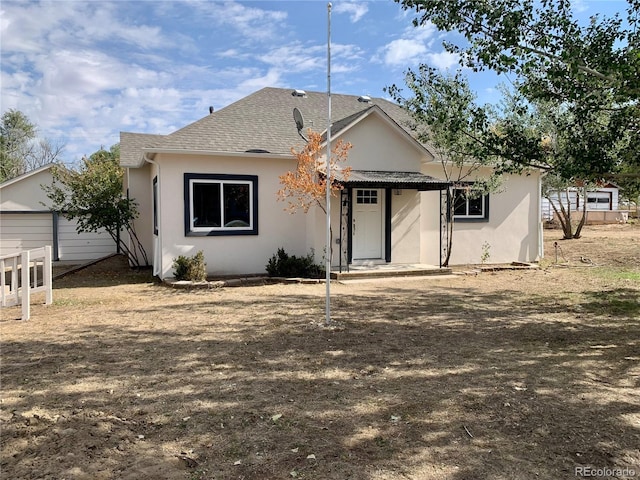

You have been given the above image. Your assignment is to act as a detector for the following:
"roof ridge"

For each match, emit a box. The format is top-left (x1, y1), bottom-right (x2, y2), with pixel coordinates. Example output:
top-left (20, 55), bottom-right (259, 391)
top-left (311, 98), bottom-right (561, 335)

top-left (120, 86), bottom-right (429, 166)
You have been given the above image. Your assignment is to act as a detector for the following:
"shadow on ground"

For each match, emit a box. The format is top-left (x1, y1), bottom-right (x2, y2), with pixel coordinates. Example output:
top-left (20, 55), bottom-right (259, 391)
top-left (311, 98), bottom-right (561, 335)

top-left (2, 275), bottom-right (639, 479)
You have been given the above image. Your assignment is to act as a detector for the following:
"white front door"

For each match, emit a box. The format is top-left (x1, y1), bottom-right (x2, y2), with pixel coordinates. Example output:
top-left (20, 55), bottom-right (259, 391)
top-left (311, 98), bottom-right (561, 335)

top-left (352, 189), bottom-right (383, 260)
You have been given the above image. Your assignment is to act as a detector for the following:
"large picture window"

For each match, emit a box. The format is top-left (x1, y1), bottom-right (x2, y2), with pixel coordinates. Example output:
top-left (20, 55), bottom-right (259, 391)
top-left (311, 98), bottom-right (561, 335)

top-left (453, 187), bottom-right (489, 221)
top-left (184, 173), bottom-right (258, 236)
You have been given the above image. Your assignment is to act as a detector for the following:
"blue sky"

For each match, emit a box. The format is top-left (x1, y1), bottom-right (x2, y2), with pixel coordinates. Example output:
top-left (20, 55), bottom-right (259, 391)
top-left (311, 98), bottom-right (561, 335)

top-left (0, 0), bottom-right (628, 164)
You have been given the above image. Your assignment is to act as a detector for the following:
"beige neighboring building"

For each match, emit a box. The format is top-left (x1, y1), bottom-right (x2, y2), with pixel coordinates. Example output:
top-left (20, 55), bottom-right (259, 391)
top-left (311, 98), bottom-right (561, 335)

top-left (120, 87), bottom-right (542, 279)
top-left (0, 164), bottom-right (117, 262)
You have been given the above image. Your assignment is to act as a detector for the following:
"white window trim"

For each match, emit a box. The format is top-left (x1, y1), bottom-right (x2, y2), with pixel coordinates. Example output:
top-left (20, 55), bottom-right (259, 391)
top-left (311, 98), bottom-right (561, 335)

top-left (453, 188), bottom-right (489, 220)
top-left (189, 178), bottom-right (254, 233)
top-left (183, 173), bottom-right (258, 237)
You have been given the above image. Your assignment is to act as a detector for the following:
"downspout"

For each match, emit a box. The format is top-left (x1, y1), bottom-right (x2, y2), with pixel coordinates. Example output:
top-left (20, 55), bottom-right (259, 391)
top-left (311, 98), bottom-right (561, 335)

top-left (143, 154), bottom-right (162, 277)
top-left (537, 172), bottom-right (544, 261)
top-left (439, 189), bottom-right (442, 269)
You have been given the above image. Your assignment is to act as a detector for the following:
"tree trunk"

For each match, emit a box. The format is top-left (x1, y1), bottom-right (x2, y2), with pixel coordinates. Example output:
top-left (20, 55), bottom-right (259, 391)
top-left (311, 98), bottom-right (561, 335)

top-left (442, 188), bottom-right (454, 267)
top-left (546, 189), bottom-right (573, 239)
top-left (443, 218), bottom-right (454, 267)
top-left (573, 185), bottom-right (588, 239)
top-left (561, 187), bottom-right (573, 239)
top-left (105, 221), bottom-right (149, 268)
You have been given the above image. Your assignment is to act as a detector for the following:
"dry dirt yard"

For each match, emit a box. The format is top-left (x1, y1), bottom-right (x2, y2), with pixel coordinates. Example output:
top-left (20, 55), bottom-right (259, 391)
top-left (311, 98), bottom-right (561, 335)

top-left (1, 224), bottom-right (639, 480)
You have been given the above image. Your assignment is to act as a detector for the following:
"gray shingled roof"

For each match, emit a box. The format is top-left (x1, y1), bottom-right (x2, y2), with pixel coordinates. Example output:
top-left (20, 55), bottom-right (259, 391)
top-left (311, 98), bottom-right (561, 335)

top-left (120, 87), bottom-right (427, 167)
top-left (345, 170), bottom-right (449, 191)
top-left (120, 132), bottom-right (165, 167)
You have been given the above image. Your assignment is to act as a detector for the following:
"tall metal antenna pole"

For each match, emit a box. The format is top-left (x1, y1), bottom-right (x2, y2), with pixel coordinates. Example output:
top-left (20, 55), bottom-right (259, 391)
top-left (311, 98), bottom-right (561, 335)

top-left (325, 2), bottom-right (332, 326)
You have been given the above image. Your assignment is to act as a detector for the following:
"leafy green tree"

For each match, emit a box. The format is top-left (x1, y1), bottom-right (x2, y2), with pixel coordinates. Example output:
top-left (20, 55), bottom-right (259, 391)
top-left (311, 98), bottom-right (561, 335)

top-left (490, 88), bottom-right (608, 238)
top-left (387, 69), bottom-right (505, 265)
top-left (393, 0), bottom-right (638, 240)
top-left (615, 162), bottom-right (640, 213)
top-left (44, 144), bottom-right (148, 267)
top-left (388, 66), bottom-right (616, 243)
top-left (0, 109), bottom-right (64, 182)
top-left (395, 0), bottom-right (638, 95)
top-left (395, 0), bottom-right (639, 183)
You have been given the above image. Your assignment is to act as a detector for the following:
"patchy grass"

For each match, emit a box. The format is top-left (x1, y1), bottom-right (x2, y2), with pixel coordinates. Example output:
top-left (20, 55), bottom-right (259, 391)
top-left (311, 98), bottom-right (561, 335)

top-left (593, 267), bottom-right (640, 282)
top-left (1, 224), bottom-right (639, 480)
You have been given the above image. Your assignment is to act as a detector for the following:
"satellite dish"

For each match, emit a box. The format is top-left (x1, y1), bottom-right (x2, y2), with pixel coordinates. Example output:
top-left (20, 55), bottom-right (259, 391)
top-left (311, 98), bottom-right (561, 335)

top-left (293, 107), bottom-right (305, 132)
top-left (293, 107), bottom-right (308, 142)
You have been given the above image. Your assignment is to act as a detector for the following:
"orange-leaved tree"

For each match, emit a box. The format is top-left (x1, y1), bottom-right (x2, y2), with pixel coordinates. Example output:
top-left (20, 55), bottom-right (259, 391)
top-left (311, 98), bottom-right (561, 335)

top-left (277, 130), bottom-right (352, 214)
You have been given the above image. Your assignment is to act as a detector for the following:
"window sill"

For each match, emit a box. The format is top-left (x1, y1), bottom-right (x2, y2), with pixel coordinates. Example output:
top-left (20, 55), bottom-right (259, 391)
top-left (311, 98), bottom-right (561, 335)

top-left (454, 217), bottom-right (489, 223)
top-left (186, 230), bottom-right (258, 237)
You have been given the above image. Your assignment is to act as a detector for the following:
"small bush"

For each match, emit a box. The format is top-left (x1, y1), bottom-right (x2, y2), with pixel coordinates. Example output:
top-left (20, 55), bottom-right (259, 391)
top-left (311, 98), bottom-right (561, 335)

top-left (480, 241), bottom-right (491, 264)
top-left (172, 251), bottom-right (207, 281)
top-left (266, 248), bottom-right (324, 278)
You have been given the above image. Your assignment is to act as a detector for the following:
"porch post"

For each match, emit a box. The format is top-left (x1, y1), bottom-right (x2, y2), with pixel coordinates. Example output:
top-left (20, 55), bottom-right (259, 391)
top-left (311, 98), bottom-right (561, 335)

top-left (439, 189), bottom-right (442, 268)
top-left (52, 211), bottom-right (60, 261)
top-left (347, 187), bottom-right (353, 266)
top-left (339, 189), bottom-right (344, 273)
top-left (385, 188), bottom-right (392, 263)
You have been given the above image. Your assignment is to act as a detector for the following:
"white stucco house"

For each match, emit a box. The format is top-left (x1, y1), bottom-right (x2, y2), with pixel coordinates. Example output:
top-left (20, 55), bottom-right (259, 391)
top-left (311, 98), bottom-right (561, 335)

top-left (120, 87), bottom-right (542, 279)
top-left (0, 164), bottom-right (117, 262)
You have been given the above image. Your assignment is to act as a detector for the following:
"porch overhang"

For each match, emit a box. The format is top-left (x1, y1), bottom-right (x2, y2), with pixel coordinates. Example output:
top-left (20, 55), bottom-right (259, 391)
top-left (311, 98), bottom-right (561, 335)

top-left (341, 170), bottom-right (450, 191)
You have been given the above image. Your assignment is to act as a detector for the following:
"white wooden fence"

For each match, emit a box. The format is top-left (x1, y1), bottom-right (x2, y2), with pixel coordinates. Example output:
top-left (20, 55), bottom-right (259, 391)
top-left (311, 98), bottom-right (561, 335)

top-left (1, 246), bottom-right (53, 320)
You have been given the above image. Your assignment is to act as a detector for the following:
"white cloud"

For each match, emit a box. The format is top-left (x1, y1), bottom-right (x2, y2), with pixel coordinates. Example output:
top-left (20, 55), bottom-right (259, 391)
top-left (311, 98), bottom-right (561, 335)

top-left (378, 24), bottom-right (438, 67)
top-left (187, 1), bottom-right (288, 41)
top-left (259, 44), bottom-right (325, 73)
top-left (3, 0), bottom-right (463, 163)
top-left (237, 68), bottom-right (282, 92)
top-left (382, 38), bottom-right (428, 66)
top-left (572, 0), bottom-right (589, 13)
top-left (333, 43), bottom-right (366, 61)
top-left (0, 1), bottom-right (172, 55)
top-left (333, 2), bottom-right (369, 23)
top-left (408, 23), bottom-right (438, 43)
top-left (426, 51), bottom-right (460, 70)
top-left (0, 1), bottom-right (203, 160)
top-left (218, 49), bottom-right (248, 59)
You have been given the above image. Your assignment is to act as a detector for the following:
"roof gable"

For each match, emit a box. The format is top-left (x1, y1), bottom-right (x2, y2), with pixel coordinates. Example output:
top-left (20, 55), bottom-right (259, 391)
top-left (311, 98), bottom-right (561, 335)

top-left (323, 104), bottom-right (430, 157)
top-left (0, 163), bottom-right (55, 189)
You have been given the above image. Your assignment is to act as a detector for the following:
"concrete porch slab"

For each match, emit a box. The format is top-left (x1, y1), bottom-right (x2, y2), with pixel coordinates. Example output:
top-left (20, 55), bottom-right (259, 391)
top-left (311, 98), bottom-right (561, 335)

top-left (330, 263), bottom-right (452, 280)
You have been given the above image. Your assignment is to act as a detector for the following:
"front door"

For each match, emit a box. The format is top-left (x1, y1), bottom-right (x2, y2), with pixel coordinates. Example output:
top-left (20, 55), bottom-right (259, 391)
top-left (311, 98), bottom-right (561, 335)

top-left (352, 189), bottom-right (383, 260)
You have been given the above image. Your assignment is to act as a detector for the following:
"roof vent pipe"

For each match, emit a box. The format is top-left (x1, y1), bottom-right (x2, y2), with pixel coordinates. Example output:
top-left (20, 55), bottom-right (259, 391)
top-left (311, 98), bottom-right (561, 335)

top-left (209, 106), bottom-right (214, 114)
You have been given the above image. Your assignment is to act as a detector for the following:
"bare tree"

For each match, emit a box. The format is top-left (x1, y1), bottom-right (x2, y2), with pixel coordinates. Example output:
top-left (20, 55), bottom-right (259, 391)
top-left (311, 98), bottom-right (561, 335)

top-left (0, 109), bottom-right (64, 182)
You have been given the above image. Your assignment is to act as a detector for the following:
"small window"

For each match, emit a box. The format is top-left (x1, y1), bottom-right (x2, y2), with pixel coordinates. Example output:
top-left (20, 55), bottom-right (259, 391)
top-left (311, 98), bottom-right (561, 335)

top-left (184, 173), bottom-right (258, 236)
top-left (356, 189), bottom-right (378, 204)
top-left (153, 176), bottom-right (158, 236)
top-left (453, 187), bottom-right (489, 221)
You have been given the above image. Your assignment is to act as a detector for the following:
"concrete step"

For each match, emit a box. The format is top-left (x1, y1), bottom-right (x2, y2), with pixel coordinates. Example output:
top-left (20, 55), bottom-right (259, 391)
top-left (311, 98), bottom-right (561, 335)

top-left (331, 267), bottom-right (452, 280)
